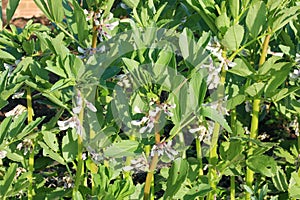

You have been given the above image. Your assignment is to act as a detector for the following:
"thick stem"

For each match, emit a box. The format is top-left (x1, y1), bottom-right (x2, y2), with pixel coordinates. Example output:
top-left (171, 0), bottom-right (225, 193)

top-left (144, 114), bottom-right (161, 200)
top-left (26, 87), bottom-right (35, 200)
top-left (245, 33), bottom-right (271, 200)
top-left (196, 138), bottom-right (203, 176)
top-left (208, 51), bottom-right (227, 199)
top-left (92, 25), bottom-right (99, 50)
top-left (143, 153), bottom-right (159, 200)
top-left (230, 176), bottom-right (235, 200)
top-left (73, 103), bottom-right (84, 197)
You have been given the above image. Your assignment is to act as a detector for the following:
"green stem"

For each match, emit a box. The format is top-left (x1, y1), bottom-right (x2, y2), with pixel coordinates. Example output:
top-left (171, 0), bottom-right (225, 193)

top-left (179, 132), bottom-right (186, 159)
top-left (196, 138), bottom-right (203, 176)
top-left (26, 87), bottom-right (35, 200)
top-left (230, 108), bottom-right (237, 200)
top-left (245, 32), bottom-right (271, 200)
top-left (144, 153), bottom-right (159, 200)
top-left (73, 100), bottom-right (84, 197)
top-left (208, 51), bottom-right (228, 199)
top-left (92, 25), bottom-right (99, 49)
top-left (230, 176), bottom-right (235, 200)
top-left (144, 114), bottom-right (161, 200)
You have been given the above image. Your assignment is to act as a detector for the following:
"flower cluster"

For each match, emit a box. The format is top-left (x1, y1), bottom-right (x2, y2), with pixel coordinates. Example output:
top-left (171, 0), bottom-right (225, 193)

top-left (57, 90), bottom-right (97, 136)
top-left (189, 121), bottom-right (214, 144)
top-left (5, 104), bottom-right (27, 118)
top-left (77, 45), bottom-right (105, 59)
top-left (150, 141), bottom-right (178, 160)
top-left (17, 139), bottom-right (33, 155)
top-left (123, 155), bottom-right (149, 172)
top-left (83, 9), bottom-right (119, 41)
top-left (131, 102), bottom-right (176, 134)
top-left (206, 38), bottom-right (236, 70)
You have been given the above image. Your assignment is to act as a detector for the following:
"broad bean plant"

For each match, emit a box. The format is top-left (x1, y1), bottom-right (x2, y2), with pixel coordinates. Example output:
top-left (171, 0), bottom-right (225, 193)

top-left (0, 0), bottom-right (300, 199)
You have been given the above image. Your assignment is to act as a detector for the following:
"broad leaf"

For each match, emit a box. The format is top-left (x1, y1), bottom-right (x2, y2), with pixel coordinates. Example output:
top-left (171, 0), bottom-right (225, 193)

top-left (104, 140), bottom-right (139, 158)
top-left (222, 24), bottom-right (244, 51)
top-left (247, 155), bottom-right (277, 177)
top-left (164, 158), bottom-right (189, 199)
top-left (246, 1), bottom-right (266, 37)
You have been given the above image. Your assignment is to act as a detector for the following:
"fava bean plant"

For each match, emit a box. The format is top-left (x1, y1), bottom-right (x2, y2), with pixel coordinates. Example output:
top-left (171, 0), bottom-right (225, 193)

top-left (0, 0), bottom-right (300, 199)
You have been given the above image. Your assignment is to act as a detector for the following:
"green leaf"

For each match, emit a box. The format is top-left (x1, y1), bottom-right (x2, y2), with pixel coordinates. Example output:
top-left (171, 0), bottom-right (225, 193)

top-left (0, 98), bottom-right (8, 110)
top-left (222, 24), bottom-right (244, 51)
top-left (247, 155), bottom-right (277, 177)
top-left (215, 12), bottom-right (230, 33)
top-left (72, 0), bottom-right (89, 44)
top-left (43, 131), bottom-right (59, 152)
top-left (0, 163), bottom-right (17, 198)
top-left (104, 140), bottom-right (139, 158)
top-left (38, 141), bottom-right (66, 165)
top-left (264, 63), bottom-right (292, 98)
top-left (6, 0), bottom-right (21, 22)
top-left (228, 58), bottom-right (254, 77)
top-left (34, 0), bottom-right (52, 20)
top-left (289, 171), bottom-right (300, 198)
top-left (0, 117), bottom-right (12, 144)
top-left (122, 0), bottom-right (139, 8)
top-left (164, 158), bottom-right (189, 199)
top-left (62, 130), bottom-right (78, 162)
top-left (245, 82), bottom-right (265, 97)
top-left (229, 0), bottom-right (239, 19)
top-left (226, 94), bottom-right (245, 110)
top-left (183, 184), bottom-right (211, 199)
top-left (8, 112), bottom-right (27, 138)
top-left (17, 117), bottom-right (45, 140)
top-left (272, 167), bottom-right (288, 192)
top-left (48, 0), bottom-right (64, 22)
top-left (0, 49), bottom-right (16, 60)
top-left (271, 6), bottom-right (300, 33)
top-left (257, 56), bottom-right (281, 76)
top-left (246, 1), bottom-right (266, 37)
top-left (201, 106), bottom-right (232, 133)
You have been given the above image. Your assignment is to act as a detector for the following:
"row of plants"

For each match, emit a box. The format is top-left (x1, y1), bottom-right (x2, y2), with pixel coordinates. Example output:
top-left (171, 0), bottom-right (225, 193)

top-left (0, 0), bottom-right (300, 199)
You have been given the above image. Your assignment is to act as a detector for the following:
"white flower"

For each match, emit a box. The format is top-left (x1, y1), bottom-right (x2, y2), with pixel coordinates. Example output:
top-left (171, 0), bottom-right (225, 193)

top-left (123, 155), bottom-right (149, 172)
top-left (189, 125), bottom-right (207, 141)
top-left (57, 116), bottom-right (84, 136)
top-left (150, 141), bottom-right (178, 160)
top-left (17, 139), bottom-right (33, 155)
top-left (5, 104), bottom-right (27, 117)
top-left (290, 117), bottom-right (299, 137)
top-left (73, 90), bottom-right (97, 114)
top-left (267, 49), bottom-right (284, 57)
top-left (289, 69), bottom-right (300, 81)
top-left (206, 38), bottom-right (236, 70)
top-left (0, 150), bottom-right (7, 159)
top-left (12, 90), bottom-right (25, 99)
top-left (245, 101), bottom-right (252, 113)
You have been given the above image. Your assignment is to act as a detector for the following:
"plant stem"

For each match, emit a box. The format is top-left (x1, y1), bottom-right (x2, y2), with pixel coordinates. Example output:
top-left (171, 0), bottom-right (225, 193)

top-left (230, 108), bottom-right (237, 200)
top-left (144, 114), bottom-right (161, 200)
top-left (208, 51), bottom-right (227, 199)
top-left (26, 87), bottom-right (35, 200)
top-left (245, 33), bottom-right (271, 200)
top-left (195, 138), bottom-right (203, 176)
top-left (230, 176), bottom-right (235, 200)
top-left (92, 25), bottom-right (99, 49)
top-left (73, 99), bottom-right (85, 198)
top-left (144, 153), bottom-right (159, 200)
